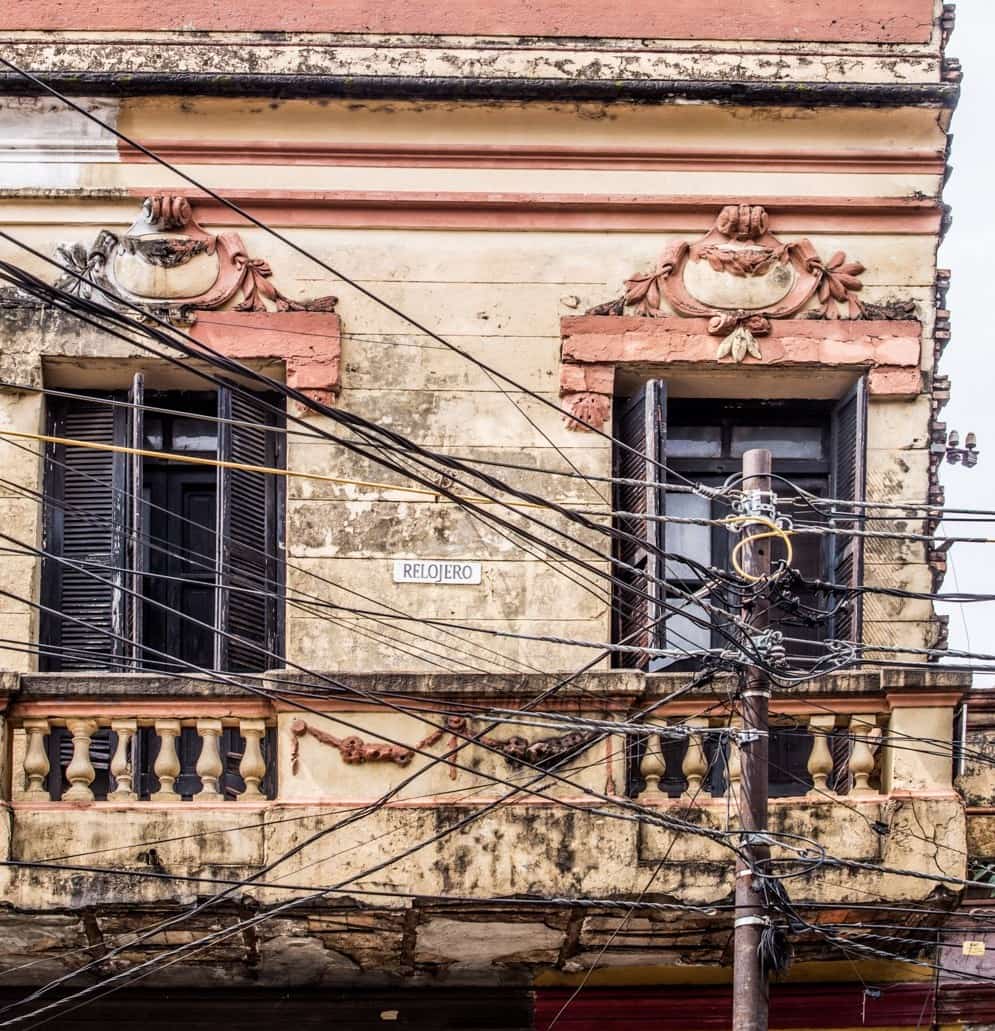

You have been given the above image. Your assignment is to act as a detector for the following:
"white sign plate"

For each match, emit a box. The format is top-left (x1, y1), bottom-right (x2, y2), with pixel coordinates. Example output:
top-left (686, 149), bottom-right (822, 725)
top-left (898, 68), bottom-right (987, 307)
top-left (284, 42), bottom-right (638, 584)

top-left (393, 559), bottom-right (482, 585)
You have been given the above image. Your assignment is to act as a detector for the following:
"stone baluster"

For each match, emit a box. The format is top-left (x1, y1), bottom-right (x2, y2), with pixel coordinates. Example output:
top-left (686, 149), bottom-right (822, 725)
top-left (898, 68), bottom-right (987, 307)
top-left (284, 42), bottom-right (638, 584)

top-left (151, 719), bottom-right (181, 801)
top-left (681, 717), bottom-right (709, 801)
top-left (639, 727), bottom-right (666, 800)
top-left (108, 718), bottom-right (138, 801)
top-left (848, 716), bottom-right (882, 798)
top-left (22, 717), bottom-right (50, 801)
top-left (806, 714), bottom-right (837, 798)
top-left (63, 718), bottom-right (97, 802)
top-left (238, 719), bottom-right (267, 801)
top-left (196, 718), bottom-right (224, 801)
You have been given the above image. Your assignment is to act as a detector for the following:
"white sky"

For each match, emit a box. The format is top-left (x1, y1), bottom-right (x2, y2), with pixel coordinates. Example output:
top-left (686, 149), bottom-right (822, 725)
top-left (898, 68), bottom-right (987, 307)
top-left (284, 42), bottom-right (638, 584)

top-left (934, 1), bottom-right (994, 686)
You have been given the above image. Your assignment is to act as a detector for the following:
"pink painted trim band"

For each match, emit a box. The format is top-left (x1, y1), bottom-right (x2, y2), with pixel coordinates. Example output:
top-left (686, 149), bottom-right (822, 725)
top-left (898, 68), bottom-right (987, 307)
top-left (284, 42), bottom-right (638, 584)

top-left (132, 189), bottom-right (943, 235)
top-left (0, 0), bottom-right (936, 43)
top-left (559, 316), bottom-right (924, 428)
top-left (562, 316), bottom-right (921, 367)
top-left (12, 700), bottom-right (272, 718)
top-left (121, 141), bottom-right (948, 176)
top-left (885, 690), bottom-right (966, 709)
top-left (190, 310), bottom-right (342, 401)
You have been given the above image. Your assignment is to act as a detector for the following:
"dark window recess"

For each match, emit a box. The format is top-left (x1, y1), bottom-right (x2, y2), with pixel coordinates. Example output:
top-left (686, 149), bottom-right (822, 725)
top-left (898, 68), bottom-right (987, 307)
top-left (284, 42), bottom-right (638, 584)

top-left (44, 726), bottom-right (277, 802)
top-left (624, 725), bottom-right (852, 799)
top-left (41, 384), bottom-right (285, 673)
top-left (611, 384), bottom-right (867, 671)
top-left (45, 728), bottom-right (115, 801)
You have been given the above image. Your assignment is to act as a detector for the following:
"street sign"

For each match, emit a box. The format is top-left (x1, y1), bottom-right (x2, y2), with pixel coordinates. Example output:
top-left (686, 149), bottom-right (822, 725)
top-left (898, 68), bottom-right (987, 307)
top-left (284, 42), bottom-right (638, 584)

top-left (392, 560), bottom-right (482, 585)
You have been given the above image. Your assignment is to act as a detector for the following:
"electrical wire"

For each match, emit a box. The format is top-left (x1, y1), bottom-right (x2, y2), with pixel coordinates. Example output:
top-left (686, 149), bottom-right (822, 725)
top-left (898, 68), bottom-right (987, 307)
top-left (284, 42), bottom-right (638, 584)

top-left (0, 263), bottom-right (754, 661)
top-left (0, 53), bottom-right (727, 507)
top-left (0, 53), bottom-right (989, 1015)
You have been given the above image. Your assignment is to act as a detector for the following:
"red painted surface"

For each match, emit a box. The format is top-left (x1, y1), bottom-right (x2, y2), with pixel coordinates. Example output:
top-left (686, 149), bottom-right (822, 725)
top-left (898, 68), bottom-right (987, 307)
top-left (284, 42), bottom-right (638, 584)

top-left (565, 317), bottom-right (919, 375)
top-left (0, 0), bottom-right (935, 42)
top-left (136, 190), bottom-right (943, 236)
top-left (558, 316), bottom-right (922, 429)
top-left (189, 310), bottom-right (341, 402)
top-left (535, 983), bottom-right (940, 1029)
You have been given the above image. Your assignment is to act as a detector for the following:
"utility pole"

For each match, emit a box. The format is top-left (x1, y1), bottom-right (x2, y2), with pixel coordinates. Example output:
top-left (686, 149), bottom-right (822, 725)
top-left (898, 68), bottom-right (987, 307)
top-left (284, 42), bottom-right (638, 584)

top-left (732, 447), bottom-right (772, 1031)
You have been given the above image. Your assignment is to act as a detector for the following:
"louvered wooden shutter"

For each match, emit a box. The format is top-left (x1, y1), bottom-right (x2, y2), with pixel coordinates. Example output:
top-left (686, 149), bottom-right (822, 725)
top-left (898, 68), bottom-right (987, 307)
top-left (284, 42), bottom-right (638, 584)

top-left (829, 377), bottom-right (868, 644)
top-left (214, 387), bottom-right (283, 673)
top-left (611, 381), bottom-right (666, 670)
top-left (41, 395), bottom-right (129, 671)
top-left (128, 373), bottom-right (145, 668)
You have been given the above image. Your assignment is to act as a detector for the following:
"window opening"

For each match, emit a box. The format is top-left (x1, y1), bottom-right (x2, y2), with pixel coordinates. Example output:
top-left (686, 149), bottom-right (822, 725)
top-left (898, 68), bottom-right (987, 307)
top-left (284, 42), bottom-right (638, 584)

top-left (40, 383), bottom-right (284, 674)
top-left (611, 384), bottom-right (866, 673)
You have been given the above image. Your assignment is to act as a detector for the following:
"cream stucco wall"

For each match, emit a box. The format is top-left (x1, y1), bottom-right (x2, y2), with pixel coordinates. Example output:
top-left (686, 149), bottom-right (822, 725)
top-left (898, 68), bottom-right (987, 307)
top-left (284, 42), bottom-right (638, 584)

top-left (0, 96), bottom-right (951, 674)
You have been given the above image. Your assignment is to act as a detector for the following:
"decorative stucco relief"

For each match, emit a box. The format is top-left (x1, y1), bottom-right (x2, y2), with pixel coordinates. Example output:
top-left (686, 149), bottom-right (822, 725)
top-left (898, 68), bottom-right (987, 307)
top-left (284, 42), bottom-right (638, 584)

top-left (587, 203), bottom-right (866, 363)
top-left (289, 716), bottom-right (596, 782)
top-left (56, 193), bottom-right (337, 324)
top-left (562, 203), bottom-right (923, 431)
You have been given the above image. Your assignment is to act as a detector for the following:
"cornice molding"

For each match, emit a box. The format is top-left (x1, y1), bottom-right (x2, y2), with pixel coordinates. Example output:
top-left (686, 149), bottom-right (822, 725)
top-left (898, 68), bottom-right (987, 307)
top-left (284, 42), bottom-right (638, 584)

top-left (0, 73), bottom-right (960, 108)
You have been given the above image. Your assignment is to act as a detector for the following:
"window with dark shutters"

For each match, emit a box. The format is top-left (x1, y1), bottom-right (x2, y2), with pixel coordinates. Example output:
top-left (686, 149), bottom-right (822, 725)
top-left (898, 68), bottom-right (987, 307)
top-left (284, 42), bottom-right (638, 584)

top-left (829, 377), bottom-right (868, 645)
top-left (41, 384), bottom-right (284, 674)
top-left (41, 394), bottom-right (130, 671)
top-left (611, 381), bottom-right (665, 670)
top-left (611, 386), bottom-right (868, 666)
top-left (215, 387), bottom-right (283, 673)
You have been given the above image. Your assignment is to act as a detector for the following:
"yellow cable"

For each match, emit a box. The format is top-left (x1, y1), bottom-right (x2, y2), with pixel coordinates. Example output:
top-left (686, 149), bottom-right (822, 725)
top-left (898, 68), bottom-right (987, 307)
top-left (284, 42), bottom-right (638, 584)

top-left (722, 516), bottom-right (794, 582)
top-left (0, 429), bottom-right (560, 510)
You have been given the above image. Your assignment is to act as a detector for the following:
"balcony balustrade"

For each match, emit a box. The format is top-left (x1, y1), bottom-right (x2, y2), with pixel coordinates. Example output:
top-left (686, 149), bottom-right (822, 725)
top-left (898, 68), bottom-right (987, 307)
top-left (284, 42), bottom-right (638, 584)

top-left (0, 669), bottom-right (970, 943)
top-left (3, 669), bottom-right (964, 810)
top-left (14, 710), bottom-right (275, 803)
top-left (635, 712), bottom-right (885, 802)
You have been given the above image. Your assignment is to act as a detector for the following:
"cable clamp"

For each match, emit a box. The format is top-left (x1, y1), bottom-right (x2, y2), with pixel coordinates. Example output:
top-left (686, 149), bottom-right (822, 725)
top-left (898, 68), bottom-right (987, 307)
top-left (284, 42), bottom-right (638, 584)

top-left (749, 629), bottom-right (787, 669)
top-left (741, 689), bottom-right (771, 700)
top-left (733, 489), bottom-right (778, 523)
top-left (734, 916), bottom-right (771, 929)
top-left (737, 729), bottom-right (763, 744)
top-left (826, 638), bottom-right (859, 666)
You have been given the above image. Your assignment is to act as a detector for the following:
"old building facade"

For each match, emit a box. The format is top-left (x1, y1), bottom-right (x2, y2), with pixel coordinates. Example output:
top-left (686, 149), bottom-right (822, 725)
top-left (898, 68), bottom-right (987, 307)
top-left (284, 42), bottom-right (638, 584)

top-left (0, 1), bottom-right (988, 1027)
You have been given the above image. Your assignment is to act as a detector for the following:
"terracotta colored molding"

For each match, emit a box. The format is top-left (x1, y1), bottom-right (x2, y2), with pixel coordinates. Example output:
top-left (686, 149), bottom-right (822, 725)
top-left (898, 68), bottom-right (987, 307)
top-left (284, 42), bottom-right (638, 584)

top-left (59, 193), bottom-right (339, 328)
top-left (11, 699), bottom-right (273, 718)
top-left (659, 698), bottom-right (888, 717)
top-left (121, 140), bottom-right (948, 177)
top-left (885, 690), bottom-right (966, 709)
top-left (10, 801), bottom-right (269, 810)
top-left (560, 316), bottom-right (923, 430)
top-left (190, 310), bottom-right (342, 405)
top-left (562, 316), bottom-right (921, 364)
top-left (136, 189), bottom-right (944, 235)
top-left (0, 0), bottom-right (935, 43)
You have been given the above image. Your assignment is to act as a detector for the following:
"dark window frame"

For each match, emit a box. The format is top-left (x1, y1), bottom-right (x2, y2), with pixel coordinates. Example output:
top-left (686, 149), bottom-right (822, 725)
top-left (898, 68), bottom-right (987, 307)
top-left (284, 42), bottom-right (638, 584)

top-left (40, 384), bottom-right (286, 674)
top-left (611, 382), bottom-right (867, 671)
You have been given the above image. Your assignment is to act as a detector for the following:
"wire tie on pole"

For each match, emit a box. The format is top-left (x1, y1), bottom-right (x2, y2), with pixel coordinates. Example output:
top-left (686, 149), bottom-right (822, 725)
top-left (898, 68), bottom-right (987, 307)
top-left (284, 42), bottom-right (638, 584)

top-left (734, 916), bottom-right (770, 928)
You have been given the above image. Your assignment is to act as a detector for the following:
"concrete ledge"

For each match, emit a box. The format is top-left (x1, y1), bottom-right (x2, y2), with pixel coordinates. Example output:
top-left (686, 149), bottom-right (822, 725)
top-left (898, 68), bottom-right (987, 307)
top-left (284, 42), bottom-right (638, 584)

top-left (8, 668), bottom-right (971, 703)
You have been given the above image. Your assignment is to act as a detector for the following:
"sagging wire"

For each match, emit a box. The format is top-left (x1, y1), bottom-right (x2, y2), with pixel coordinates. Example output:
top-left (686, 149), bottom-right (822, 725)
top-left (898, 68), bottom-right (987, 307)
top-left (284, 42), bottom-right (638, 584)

top-left (0, 264), bottom-right (756, 660)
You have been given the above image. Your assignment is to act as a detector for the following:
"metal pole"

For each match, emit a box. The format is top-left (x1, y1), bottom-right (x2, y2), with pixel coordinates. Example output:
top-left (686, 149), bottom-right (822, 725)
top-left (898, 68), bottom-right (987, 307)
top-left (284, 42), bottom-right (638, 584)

top-left (732, 447), bottom-right (772, 1031)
